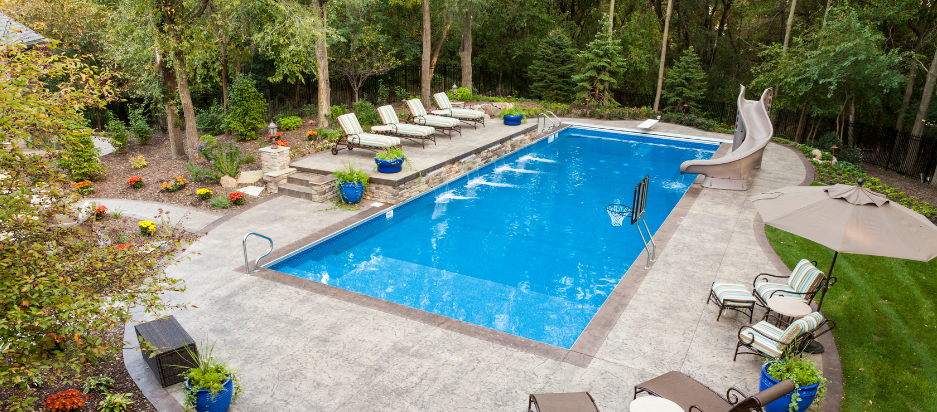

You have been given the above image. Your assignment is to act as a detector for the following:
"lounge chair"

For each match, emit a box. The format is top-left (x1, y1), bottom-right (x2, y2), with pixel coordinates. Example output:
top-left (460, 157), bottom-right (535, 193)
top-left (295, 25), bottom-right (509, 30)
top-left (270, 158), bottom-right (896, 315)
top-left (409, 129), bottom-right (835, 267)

top-left (634, 371), bottom-right (795, 412)
top-left (333, 113), bottom-right (401, 155)
top-left (432, 92), bottom-right (485, 129)
top-left (708, 282), bottom-right (756, 322)
top-left (528, 392), bottom-right (598, 412)
top-left (735, 312), bottom-right (834, 360)
top-left (752, 259), bottom-right (825, 311)
top-left (405, 99), bottom-right (462, 137)
top-left (371, 105), bottom-right (436, 148)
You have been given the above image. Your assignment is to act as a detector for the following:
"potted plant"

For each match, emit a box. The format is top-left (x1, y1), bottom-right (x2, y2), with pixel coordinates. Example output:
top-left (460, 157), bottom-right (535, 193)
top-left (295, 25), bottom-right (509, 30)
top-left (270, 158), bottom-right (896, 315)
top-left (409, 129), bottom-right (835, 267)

top-left (333, 162), bottom-right (369, 204)
top-left (182, 343), bottom-right (240, 412)
top-left (374, 147), bottom-right (411, 174)
top-left (760, 353), bottom-right (827, 412)
top-left (501, 107), bottom-right (525, 126)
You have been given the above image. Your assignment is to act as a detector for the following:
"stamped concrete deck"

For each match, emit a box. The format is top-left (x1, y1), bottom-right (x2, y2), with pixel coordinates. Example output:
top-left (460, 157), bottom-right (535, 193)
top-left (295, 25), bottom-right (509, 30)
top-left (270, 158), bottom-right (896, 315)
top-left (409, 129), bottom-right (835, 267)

top-left (134, 123), bottom-right (815, 411)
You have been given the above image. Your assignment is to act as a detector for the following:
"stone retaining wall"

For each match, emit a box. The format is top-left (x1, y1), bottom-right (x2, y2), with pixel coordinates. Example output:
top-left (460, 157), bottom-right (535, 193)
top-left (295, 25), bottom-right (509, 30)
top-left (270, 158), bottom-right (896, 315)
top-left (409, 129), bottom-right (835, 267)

top-left (361, 128), bottom-right (544, 204)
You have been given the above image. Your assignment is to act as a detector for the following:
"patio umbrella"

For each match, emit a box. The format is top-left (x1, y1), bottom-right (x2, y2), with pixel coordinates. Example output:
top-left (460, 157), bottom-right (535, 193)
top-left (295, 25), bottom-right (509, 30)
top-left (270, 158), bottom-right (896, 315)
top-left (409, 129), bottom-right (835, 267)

top-left (749, 180), bottom-right (937, 311)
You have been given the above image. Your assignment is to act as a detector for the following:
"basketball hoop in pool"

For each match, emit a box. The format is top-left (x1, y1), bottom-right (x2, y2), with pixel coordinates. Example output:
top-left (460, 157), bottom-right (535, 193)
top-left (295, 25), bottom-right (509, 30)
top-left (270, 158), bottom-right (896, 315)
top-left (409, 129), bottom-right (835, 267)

top-left (606, 175), bottom-right (657, 269)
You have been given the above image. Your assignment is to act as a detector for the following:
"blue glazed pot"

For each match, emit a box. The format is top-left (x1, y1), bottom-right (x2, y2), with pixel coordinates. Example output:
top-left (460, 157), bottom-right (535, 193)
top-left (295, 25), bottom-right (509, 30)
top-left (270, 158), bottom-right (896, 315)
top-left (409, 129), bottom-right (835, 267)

top-left (185, 376), bottom-right (234, 412)
top-left (503, 114), bottom-right (523, 126)
top-left (375, 157), bottom-right (404, 173)
top-left (339, 181), bottom-right (365, 204)
top-left (760, 362), bottom-right (820, 412)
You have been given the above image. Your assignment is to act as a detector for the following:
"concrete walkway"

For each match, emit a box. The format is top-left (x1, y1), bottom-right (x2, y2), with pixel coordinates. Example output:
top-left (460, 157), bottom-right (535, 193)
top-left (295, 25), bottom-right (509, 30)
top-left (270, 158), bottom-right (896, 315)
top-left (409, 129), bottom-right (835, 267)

top-left (84, 198), bottom-right (223, 233)
top-left (141, 133), bottom-right (807, 411)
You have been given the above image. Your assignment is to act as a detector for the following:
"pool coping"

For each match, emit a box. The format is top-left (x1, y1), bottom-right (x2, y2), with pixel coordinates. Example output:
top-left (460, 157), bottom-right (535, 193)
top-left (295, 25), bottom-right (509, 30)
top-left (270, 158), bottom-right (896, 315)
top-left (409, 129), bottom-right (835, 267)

top-left (238, 134), bottom-right (731, 368)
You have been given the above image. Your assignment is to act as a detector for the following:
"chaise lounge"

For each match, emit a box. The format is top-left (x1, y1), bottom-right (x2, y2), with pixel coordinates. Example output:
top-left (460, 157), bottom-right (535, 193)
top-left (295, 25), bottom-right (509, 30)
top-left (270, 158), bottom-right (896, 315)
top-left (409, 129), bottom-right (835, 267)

top-left (405, 99), bottom-right (462, 137)
top-left (634, 371), bottom-right (796, 412)
top-left (432, 92), bottom-right (485, 128)
top-left (333, 113), bottom-right (401, 155)
top-left (373, 105), bottom-right (436, 148)
top-left (735, 312), bottom-right (834, 360)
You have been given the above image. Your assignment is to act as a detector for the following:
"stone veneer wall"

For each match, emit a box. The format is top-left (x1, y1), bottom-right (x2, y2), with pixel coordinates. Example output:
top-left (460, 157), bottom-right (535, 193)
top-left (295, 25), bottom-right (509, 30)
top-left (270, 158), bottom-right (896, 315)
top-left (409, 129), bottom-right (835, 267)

top-left (356, 128), bottom-right (544, 204)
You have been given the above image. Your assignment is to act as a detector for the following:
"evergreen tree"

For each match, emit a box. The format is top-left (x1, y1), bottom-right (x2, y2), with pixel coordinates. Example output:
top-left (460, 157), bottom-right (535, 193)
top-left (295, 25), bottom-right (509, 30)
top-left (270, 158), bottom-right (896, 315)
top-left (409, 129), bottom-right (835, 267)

top-left (572, 15), bottom-right (627, 106)
top-left (528, 30), bottom-right (577, 102)
top-left (663, 46), bottom-right (707, 110)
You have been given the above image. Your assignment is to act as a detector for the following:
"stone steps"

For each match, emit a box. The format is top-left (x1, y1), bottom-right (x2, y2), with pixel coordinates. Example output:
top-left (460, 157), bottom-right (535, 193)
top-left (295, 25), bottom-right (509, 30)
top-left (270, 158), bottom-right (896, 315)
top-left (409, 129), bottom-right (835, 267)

top-left (287, 172), bottom-right (321, 186)
top-left (278, 172), bottom-right (337, 203)
top-left (278, 183), bottom-right (314, 200)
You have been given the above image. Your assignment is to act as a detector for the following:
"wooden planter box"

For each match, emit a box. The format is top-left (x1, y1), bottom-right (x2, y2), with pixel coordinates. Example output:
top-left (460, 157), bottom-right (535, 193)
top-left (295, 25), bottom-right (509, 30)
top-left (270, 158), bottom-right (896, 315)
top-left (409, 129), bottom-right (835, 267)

top-left (134, 315), bottom-right (198, 387)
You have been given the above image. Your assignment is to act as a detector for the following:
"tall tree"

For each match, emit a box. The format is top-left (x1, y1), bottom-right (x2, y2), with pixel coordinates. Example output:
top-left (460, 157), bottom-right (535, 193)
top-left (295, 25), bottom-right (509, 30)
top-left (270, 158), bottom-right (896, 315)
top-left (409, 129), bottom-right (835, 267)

top-left (663, 46), bottom-right (707, 110)
top-left (653, 0), bottom-right (674, 111)
top-left (421, 0), bottom-right (432, 106)
top-left (314, 0), bottom-right (331, 127)
top-left (572, 15), bottom-right (627, 106)
top-left (528, 29), bottom-right (577, 102)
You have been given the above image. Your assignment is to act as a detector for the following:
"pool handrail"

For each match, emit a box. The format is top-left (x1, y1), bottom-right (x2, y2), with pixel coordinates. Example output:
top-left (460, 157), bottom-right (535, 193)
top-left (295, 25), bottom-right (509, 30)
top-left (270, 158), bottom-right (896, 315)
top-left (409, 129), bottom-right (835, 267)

top-left (243, 232), bottom-right (273, 276)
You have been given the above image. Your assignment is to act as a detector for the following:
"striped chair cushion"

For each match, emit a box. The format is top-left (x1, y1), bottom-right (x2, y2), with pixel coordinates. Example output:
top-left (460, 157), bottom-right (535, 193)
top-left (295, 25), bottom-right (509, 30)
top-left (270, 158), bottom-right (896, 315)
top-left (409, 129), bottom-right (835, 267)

top-left (755, 282), bottom-right (799, 302)
top-left (788, 259), bottom-right (824, 294)
top-left (739, 322), bottom-right (784, 358)
top-left (337, 113), bottom-right (365, 136)
top-left (438, 108), bottom-right (484, 119)
top-left (712, 282), bottom-right (756, 306)
top-left (387, 124), bottom-right (434, 137)
top-left (406, 99), bottom-right (428, 117)
top-left (348, 133), bottom-right (400, 148)
top-left (412, 115), bottom-right (460, 128)
top-left (779, 312), bottom-right (824, 344)
top-left (433, 92), bottom-right (452, 109)
top-left (377, 105), bottom-right (399, 125)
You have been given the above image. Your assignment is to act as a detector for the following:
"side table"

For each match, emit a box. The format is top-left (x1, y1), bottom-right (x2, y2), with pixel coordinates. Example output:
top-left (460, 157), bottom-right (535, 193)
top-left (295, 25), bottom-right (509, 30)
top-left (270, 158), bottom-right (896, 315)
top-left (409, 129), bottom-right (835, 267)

top-left (134, 315), bottom-right (198, 387)
top-left (765, 296), bottom-right (811, 326)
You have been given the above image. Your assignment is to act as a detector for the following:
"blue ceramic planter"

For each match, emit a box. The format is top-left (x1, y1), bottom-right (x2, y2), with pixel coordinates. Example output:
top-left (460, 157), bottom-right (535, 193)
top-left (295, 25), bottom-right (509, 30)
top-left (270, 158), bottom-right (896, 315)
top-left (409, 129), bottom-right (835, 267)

top-left (503, 114), bottom-right (523, 126)
top-left (339, 181), bottom-right (365, 204)
top-left (185, 376), bottom-right (234, 412)
top-left (760, 362), bottom-right (819, 412)
top-left (375, 157), bottom-right (404, 173)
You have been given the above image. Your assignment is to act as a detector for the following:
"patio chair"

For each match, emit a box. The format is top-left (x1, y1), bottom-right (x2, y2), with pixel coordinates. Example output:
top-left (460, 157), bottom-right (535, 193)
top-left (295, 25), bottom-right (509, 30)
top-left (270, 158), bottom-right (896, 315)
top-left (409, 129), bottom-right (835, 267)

top-left (432, 92), bottom-right (485, 129)
top-left (634, 371), bottom-right (795, 412)
top-left (332, 113), bottom-right (402, 155)
top-left (528, 392), bottom-right (598, 412)
top-left (372, 105), bottom-right (436, 148)
top-left (405, 99), bottom-right (462, 137)
top-left (734, 312), bottom-right (835, 361)
top-left (752, 259), bottom-right (825, 311)
top-left (708, 282), bottom-right (756, 322)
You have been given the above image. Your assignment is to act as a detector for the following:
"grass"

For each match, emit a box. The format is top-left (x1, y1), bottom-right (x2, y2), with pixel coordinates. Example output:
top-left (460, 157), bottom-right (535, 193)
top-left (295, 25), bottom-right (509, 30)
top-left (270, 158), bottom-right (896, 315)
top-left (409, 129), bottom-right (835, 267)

top-left (765, 225), bottom-right (937, 411)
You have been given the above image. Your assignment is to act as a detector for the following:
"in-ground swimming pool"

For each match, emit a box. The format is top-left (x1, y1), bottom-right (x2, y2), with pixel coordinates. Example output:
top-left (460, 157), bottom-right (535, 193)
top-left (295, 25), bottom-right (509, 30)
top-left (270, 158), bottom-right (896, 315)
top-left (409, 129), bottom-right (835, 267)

top-left (268, 127), bottom-right (718, 348)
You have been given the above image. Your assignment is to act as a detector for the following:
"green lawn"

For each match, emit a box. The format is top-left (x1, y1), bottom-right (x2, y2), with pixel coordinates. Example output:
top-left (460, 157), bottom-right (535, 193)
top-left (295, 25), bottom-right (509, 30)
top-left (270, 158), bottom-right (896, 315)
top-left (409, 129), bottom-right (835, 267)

top-left (766, 226), bottom-right (937, 411)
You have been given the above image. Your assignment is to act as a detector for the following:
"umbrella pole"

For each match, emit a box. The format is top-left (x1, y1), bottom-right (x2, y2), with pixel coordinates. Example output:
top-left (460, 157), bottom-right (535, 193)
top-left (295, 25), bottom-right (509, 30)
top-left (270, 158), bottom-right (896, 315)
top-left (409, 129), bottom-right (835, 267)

top-left (816, 251), bottom-right (839, 312)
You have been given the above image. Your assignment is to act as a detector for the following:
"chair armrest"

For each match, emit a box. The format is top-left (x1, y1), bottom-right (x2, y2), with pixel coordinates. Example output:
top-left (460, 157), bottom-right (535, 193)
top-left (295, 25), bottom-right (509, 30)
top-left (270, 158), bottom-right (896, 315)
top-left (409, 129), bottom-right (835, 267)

top-left (737, 325), bottom-right (763, 344)
top-left (810, 319), bottom-right (836, 341)
top-left (690, 406), bottom-right (708, 412)
top-left (753, 273), bottom-right (790, 287)
top-left (725, 387), bottom-right (749, 405)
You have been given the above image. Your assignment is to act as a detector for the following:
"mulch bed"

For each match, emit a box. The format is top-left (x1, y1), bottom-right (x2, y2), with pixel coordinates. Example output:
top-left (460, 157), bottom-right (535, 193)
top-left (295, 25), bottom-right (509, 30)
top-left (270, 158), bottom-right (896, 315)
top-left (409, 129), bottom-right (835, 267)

top-left (862, 163), bottom-right (937, 210)
top-left (91, 120), bottom-right (322, 213)
top-left (0, 326), bottom-right (158, 412)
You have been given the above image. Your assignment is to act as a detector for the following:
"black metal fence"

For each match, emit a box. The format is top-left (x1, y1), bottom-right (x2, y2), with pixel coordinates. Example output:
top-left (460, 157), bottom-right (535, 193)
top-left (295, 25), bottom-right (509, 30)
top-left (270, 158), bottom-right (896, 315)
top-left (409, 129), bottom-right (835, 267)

top-left (773, 108), bottom-right (937, 181)
top-left (615, 92), bottom-right (739, 126)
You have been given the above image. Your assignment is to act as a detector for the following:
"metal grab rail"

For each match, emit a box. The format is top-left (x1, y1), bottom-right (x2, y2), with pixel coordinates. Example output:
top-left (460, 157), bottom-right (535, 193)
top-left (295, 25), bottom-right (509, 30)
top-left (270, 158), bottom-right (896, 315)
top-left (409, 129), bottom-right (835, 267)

top-left (243, 233), bottom-right (273, 276)
top-left (544, 111), bottom-right (561, 129)
top-left (537, 113), bottom-right (556, 133)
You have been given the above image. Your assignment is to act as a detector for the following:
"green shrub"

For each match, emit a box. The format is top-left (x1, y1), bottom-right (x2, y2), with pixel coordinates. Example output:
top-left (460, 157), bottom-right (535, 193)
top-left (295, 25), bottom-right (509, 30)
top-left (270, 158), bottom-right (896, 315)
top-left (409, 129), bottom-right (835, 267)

top-left (58, 133), bottom-right (105, 181)
top-left (98, 393), bottom-right (134, 412)
top-left (279, 116), bottom-right (302, 131)
top-left (529, 30), bottom-right (577, 102)
top-left (128, 108), bottom-right (152, 145)
top-left (351, 101), bottom-right (380, 129)
top-left (105, 119), bottom-right (129, 153)
top-left (453, 87), bottom-right (474, 102)
top-left (209, 195), bottom-right (231, 209)
top-left (376, 80), bottom-right (390, 104)
top-left (839, 147), bottom-right (863, 164)
top-left (243, 153), bottom-right (256, 164)
top-left (196, 104), bottom-right (227, 136)
top-left (226, 75), bottom-right (266, 140)
top-left (818, 132), bottom-right (841, 152)
top-left (208, 137), bottom-right (244, 177)
top-left (316, 127), bottom-right (343, 143)
top-left (821, 151), bottom-right (833, 161)
top-left (82, 375), bottom-right (114, 394)
top-left (185, 162), bottom-right (221, 182)
top-left (329, 105), bottom-right (347, 119)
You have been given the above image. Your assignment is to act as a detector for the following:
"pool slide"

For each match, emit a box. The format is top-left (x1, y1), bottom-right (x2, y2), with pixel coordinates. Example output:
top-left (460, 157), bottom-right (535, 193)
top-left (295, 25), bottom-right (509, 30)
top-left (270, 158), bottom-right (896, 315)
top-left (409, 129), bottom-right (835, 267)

top-left (679, 86), bottom-right (774, 190)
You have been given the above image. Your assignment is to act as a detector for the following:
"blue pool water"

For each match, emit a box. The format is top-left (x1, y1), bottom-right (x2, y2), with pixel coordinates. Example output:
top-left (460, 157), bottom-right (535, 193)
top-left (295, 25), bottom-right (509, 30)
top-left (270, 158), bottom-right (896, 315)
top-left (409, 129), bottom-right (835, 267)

top-left (269, 127), bottom-right (718, 348)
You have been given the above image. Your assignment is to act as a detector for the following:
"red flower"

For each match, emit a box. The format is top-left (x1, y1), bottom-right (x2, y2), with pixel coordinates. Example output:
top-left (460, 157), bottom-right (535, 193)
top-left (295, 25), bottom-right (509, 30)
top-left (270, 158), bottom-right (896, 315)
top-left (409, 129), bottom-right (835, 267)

top-left (127, 176), bottom-right (142, 185)
top-left (228, 192), bottom-right (244, 201)
top-left (275, 139), bottom-right (288, 147)
top-left (115, 243), bottom-right (133, 249)
top-left (44, 389), bottom-right (88, 412)
top-left (95, 205), bottom-right (107, 214)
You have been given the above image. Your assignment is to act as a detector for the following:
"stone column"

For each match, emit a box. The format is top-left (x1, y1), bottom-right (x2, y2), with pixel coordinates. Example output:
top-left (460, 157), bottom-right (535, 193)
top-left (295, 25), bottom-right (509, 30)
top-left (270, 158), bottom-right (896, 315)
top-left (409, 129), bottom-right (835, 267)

top-left (259, 146), bottom-right (295, 193)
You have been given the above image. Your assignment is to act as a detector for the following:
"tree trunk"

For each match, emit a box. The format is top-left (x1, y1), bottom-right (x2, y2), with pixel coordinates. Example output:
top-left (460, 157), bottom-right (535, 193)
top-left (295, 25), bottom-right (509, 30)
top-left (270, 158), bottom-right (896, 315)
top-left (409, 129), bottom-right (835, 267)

top-left (915, 45), bottom-right (937, 139)
top-left (220, 41), bottom-right (229, 107)
top-left (822, 0), bottom-right (832, 29)
top-left (708, 0), bottom-right (732, 69)
top-left (158, 52), bottom-right (185, 158)
top-left (653, 0), bottom-right (674, 111)
top-left (847, 96), bottom-right (855, 147)
top-left (428, 17), bottom-right (451, 95)
top-left (608, 0), bottom-right (615, 35)
top-left (315, 0), bottom-right (331, 128)
top-left (896, 57), bottom-right (919, 133)
top-left (459, 14), bottom-right (473, 91)
top-left (794, 104), bottom-right (807, 143)
top-left (782, 0), bottom-right (797, 53)
top-left (172, 49), bottom-right (197, 159)
top-left (420, 0), bottom-right (432, 107)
